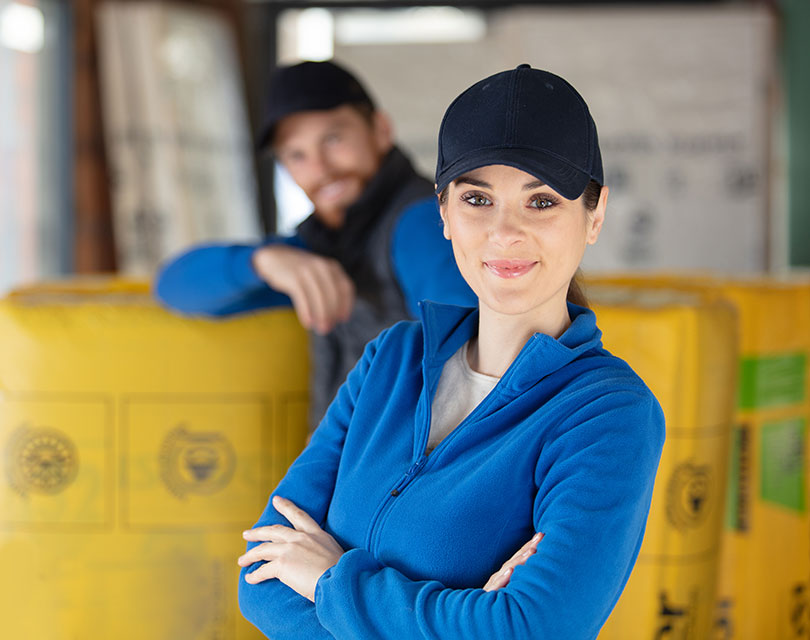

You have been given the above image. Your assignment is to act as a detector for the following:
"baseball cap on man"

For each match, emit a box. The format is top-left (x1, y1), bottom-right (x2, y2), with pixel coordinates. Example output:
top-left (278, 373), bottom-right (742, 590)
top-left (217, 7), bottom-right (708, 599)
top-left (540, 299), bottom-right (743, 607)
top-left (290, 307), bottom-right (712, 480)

top-left (435, 64), bottom-right (603, 200)
top-left (256, 60), bottom-right (376, 151)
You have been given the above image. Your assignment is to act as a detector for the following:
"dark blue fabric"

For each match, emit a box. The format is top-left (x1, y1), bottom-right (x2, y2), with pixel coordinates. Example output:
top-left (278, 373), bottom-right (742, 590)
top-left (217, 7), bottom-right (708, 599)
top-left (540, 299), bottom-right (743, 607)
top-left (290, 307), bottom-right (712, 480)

top-left (239, 301), bottom-right (665, 639)
top-left (435, 65), bottom-right (603, 200)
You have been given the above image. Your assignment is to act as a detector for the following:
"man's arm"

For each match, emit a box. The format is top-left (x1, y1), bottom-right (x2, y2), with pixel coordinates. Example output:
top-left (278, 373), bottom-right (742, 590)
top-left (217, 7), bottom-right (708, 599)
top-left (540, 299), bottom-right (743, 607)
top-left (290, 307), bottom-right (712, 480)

top-left (154, 238), bottom-right (303, 316)
top-left (391, 198), bottom-right (477, 316)
top-left (155, 235), bottom-right (354, 333)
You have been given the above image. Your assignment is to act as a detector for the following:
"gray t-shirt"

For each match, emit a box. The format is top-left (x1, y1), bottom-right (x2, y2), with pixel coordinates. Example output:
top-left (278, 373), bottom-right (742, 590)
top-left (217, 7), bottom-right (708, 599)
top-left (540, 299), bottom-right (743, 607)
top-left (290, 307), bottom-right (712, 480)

top-left (427, 340), bottom-right (500, 454)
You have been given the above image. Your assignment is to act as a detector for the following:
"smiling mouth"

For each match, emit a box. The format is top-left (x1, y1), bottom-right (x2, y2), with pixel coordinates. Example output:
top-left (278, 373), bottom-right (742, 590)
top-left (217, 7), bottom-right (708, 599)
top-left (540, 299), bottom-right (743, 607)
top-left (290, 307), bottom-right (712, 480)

top-left (484, 260), bottom-right (537, 279)
top-left (317, 179), bottom-right (351, 202)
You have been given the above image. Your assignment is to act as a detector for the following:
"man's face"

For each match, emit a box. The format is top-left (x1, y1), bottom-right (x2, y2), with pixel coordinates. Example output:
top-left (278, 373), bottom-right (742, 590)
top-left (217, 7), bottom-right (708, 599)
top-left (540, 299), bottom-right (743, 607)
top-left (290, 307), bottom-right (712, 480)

top-left (273, 105), bottom-right (392, 229)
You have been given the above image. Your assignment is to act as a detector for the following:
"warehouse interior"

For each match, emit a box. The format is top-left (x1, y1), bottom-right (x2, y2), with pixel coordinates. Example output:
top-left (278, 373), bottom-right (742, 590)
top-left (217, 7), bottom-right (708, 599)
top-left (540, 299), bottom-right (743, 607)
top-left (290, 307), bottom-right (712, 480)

top-left (2, 0), bottom-right (810, 638)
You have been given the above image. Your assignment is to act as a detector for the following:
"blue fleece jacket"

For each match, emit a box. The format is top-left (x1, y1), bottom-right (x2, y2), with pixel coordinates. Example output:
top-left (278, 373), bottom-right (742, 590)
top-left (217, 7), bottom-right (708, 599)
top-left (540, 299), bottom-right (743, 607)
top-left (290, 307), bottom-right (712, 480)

top-left (239, 302), bottom-right (665, 640)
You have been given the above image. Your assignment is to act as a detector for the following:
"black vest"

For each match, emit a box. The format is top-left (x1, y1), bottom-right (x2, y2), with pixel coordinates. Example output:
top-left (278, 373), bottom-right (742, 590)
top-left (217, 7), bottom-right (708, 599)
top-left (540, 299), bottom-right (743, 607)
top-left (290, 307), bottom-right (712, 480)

top-left (296, 147), bottom-right (434, 428)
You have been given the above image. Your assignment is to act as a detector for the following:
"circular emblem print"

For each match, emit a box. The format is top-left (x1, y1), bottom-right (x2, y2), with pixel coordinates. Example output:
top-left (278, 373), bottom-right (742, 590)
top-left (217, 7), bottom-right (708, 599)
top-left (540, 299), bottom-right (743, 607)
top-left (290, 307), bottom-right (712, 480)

top-left (666, 461), bottom-right (712, 531)
top-left (5, 424), bottom-right (79, 496)
top-left (159, 425), bottom-right (235, 499)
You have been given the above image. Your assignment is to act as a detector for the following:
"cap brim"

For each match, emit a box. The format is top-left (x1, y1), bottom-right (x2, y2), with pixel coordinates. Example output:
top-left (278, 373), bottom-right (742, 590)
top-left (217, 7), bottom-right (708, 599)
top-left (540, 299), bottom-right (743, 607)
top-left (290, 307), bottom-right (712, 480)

top-left (435, 147), bottom-right (591, 200)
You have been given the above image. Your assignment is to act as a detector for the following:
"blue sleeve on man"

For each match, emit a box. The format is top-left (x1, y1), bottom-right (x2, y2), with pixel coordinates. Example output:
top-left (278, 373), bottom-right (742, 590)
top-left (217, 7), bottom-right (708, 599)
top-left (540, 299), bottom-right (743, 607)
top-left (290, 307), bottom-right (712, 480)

top-left (153, 235), bottom-right (307, 316)
top-left (391, 198), bottom-right (477, 317)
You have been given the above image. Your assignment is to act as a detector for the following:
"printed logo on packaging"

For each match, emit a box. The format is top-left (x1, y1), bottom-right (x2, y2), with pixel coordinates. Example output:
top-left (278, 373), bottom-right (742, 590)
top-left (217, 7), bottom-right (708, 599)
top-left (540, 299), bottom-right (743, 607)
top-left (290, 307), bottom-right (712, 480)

top-left (666, 460), bottom-right (712, 531)
top-left (656, 589), bottom-right (698, 639)
top-left (791, 582), bottom-right (809, 639)
top-left (713, 598), bottom-right (733, 640)
top-left (4, 424), bottom-right (79, 497)
top-left (158, 424), bottom-right (235, 499)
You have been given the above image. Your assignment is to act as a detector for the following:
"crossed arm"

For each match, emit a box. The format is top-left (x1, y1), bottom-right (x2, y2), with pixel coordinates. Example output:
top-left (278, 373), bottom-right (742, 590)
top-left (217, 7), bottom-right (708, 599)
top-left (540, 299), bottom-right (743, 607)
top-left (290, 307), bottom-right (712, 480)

top-left (238, 495), bottom-right (543, 601)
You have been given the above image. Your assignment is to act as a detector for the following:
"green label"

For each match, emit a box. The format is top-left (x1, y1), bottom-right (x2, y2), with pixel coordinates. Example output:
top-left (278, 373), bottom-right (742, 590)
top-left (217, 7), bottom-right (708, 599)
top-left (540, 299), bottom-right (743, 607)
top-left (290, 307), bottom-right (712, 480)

top-left (738, 353), bottom-right (806, 410)
top-left (725, 425), bottom-right (751, 531)
top-left (760, 418), bottom-right (806, 513)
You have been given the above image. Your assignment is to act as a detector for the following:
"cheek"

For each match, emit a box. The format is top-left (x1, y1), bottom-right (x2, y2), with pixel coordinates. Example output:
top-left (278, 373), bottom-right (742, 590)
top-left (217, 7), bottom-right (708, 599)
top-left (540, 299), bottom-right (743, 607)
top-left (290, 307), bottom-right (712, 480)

top-left (284, 159), bottom-right (317, 185)
top-left (335, 138), bottom-right (377, 172)
top-left (448, 225), bottom-right (485, 280)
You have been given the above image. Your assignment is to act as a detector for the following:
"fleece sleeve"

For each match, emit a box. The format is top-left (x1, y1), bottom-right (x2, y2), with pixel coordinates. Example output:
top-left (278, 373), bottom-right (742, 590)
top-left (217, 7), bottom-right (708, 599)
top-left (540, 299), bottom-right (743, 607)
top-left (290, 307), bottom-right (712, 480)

top-left (313, 389), bottom-right (665, 640)
top-left (153, 235), bottom-right (308, 317)
top-left (391, 198), bottom-right (477, 317)
top-left (238, 332), bottom-right (384, 639)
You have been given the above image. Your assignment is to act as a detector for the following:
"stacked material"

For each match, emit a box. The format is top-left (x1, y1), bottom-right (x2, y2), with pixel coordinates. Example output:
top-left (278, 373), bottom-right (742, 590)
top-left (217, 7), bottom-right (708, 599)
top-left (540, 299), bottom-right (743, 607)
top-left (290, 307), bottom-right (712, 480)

top-left (589, 287), bottom-right (737, 639)
top-left (0, 279), bottom-right (308, 639)
top-left (96, 2), bottom-right (261, 274)
top-left (589, 274), bottom-right (810, 640)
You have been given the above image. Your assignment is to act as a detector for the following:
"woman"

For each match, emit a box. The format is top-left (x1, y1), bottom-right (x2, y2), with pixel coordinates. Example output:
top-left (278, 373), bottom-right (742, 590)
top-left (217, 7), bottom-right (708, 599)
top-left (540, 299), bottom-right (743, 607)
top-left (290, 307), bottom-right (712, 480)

top-left (237, 65), bottom-right (665, 639)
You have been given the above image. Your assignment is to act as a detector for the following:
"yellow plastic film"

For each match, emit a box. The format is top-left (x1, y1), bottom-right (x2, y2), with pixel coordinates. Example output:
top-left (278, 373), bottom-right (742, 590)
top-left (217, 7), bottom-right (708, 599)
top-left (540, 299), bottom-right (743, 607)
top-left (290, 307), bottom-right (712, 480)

top-left (0, 279), bottom-right (309, 639)
top-left (588, 273), bottom-right (810, 640)
top-left (592, 288), bottom-right (737, 640)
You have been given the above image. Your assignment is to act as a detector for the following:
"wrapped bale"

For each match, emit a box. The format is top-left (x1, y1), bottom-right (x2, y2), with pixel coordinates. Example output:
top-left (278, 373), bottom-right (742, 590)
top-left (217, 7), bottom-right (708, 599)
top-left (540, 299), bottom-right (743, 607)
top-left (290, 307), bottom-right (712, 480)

top-left (591, 287), bottom-right (737, 640)
top-left (589, 273), bottom-right (810, 640)
top-left (0, 279), bottom-right (309, 639)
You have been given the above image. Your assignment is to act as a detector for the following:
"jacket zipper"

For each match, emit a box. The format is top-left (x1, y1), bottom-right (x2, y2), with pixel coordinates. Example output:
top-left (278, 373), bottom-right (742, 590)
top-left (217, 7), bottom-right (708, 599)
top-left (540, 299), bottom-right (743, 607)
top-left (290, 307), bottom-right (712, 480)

top-left (365, 455), bottom-right (427, 552)
top-left (363, 337), bottom-right (530, 553)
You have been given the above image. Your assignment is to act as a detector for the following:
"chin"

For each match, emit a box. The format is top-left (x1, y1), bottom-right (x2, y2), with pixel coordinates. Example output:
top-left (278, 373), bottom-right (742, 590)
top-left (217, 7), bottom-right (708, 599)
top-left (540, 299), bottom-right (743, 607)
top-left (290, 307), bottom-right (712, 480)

top-left (479, 284), bottom-right (568, 318)
top-left (480, 294), bottom-right (539, 316)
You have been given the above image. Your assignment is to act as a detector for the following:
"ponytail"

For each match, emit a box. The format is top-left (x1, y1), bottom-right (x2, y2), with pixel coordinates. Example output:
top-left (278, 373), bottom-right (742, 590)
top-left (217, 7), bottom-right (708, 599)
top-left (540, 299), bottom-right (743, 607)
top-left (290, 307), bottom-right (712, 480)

top-left (567, 269), bottom-right (589, 308)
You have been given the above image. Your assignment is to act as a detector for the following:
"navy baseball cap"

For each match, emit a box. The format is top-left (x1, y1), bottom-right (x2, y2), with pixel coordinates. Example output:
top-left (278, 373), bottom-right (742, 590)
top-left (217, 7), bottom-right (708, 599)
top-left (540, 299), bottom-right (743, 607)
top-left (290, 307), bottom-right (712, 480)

top-left (435, 64), bottom-right (603, 200)
top-left (256, 60), bottom-right (376, 151)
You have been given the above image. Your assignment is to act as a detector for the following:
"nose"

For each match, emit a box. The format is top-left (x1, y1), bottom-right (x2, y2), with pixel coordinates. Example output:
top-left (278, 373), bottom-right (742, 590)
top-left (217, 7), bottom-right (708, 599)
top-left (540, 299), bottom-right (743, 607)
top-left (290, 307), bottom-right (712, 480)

top-left (306, 149), bottom-right (332, 185)
top-left (489, 205), bottom-right (524, 247)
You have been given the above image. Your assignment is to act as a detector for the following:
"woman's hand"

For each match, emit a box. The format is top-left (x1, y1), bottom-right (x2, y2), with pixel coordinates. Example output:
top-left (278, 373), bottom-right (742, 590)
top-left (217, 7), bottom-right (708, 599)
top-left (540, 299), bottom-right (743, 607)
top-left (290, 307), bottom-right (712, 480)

top-left (482, 532), bottom-right (544, 591)
top-left (238, 496), bottom-right (345, 602)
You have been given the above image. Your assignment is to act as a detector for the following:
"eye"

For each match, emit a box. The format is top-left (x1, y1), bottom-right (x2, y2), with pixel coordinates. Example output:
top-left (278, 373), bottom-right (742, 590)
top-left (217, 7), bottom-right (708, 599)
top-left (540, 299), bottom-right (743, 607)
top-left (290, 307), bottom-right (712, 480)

top-left (281, 150), bottom-right (306, 165)
top-left (324, 132), bottom-right (343, 145)
top-left (462, 192), bottom-right (492, 207)
top-left (530, 195), bottom-right (557, 210)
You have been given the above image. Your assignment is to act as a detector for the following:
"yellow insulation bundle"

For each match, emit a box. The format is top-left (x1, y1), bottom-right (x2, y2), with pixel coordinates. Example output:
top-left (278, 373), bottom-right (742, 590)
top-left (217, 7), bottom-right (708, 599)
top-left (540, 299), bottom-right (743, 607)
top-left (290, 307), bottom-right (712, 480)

top-left (0, 279), bottom-right (309, 639)
top-left (590, 287), bottom-right (737, 640)
top-left (589, 273), bottom-right (810, 640)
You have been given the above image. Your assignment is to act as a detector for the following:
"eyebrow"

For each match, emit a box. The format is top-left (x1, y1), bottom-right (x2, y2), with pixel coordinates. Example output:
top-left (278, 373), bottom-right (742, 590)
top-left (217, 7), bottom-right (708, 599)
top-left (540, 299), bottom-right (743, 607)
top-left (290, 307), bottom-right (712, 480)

top-left (453, 176), bottom-right (547, 190)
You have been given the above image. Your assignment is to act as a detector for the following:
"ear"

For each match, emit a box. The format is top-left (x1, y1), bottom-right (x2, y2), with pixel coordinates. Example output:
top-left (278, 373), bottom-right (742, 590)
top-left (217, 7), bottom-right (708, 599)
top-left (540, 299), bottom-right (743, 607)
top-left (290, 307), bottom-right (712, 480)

top-left (586, 185), bottom-right (608, 245)
top-left (436, 190), bottom-right (451, 239)
top-left (372, 111), bottom-right (394, 154)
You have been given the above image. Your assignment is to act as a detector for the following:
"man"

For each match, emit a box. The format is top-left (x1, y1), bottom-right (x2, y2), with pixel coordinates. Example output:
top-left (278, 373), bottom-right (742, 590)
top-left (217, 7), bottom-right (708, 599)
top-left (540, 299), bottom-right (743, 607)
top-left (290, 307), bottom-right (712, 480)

top-left (155, 60), bottom-right (474, 428)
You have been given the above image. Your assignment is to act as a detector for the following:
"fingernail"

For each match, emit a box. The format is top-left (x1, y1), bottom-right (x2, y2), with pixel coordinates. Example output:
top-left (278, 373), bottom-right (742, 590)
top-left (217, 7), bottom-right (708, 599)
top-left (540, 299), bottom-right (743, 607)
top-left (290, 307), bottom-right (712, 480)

top-left (521, 550), bottom-right (531, 558)
top-left (532, 532), bottom-right (543, 541)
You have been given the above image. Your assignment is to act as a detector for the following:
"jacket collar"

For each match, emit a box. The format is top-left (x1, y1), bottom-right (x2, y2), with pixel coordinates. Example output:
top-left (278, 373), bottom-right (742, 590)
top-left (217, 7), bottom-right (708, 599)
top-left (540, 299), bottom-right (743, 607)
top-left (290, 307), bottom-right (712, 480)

top-left (418, 300), bottom-right (603, 395)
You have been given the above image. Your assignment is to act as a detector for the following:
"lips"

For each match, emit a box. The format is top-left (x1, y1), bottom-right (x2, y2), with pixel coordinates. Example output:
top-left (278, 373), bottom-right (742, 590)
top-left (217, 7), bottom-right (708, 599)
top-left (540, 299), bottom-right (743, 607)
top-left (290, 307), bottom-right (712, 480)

top-left (484, 259), bottom-right (537, 279)
top-left (317, 179), bottom-right (352, 203)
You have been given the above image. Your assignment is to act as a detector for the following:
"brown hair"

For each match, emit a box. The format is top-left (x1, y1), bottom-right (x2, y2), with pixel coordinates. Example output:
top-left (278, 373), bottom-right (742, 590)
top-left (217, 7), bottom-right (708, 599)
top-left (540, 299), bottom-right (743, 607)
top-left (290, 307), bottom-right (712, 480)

top-left (567, 179), bottom-right (603, 308)
top-left (438, 178), bottom-right (602, 308)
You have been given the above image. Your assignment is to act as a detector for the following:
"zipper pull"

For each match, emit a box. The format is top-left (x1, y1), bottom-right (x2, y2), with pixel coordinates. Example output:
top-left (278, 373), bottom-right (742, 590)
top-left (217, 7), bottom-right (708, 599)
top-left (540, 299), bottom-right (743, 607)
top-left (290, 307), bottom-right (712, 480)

top-left (407, 457), bottom-right (426, 477)
top-left (391, 458), bottom-right (427, 497)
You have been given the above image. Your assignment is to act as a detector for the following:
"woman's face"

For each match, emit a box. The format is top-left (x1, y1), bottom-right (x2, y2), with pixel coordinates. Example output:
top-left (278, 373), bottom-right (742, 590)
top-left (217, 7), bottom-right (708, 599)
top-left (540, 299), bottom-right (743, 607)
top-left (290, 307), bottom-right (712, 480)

top-left (439, 164), bottom-right (606, 323)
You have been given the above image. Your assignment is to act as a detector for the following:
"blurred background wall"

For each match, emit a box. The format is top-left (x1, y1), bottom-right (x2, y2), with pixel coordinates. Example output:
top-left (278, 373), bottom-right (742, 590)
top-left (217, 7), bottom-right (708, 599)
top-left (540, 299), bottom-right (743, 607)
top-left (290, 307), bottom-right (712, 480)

top-left (1, 0), bottom-right (808, 292)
